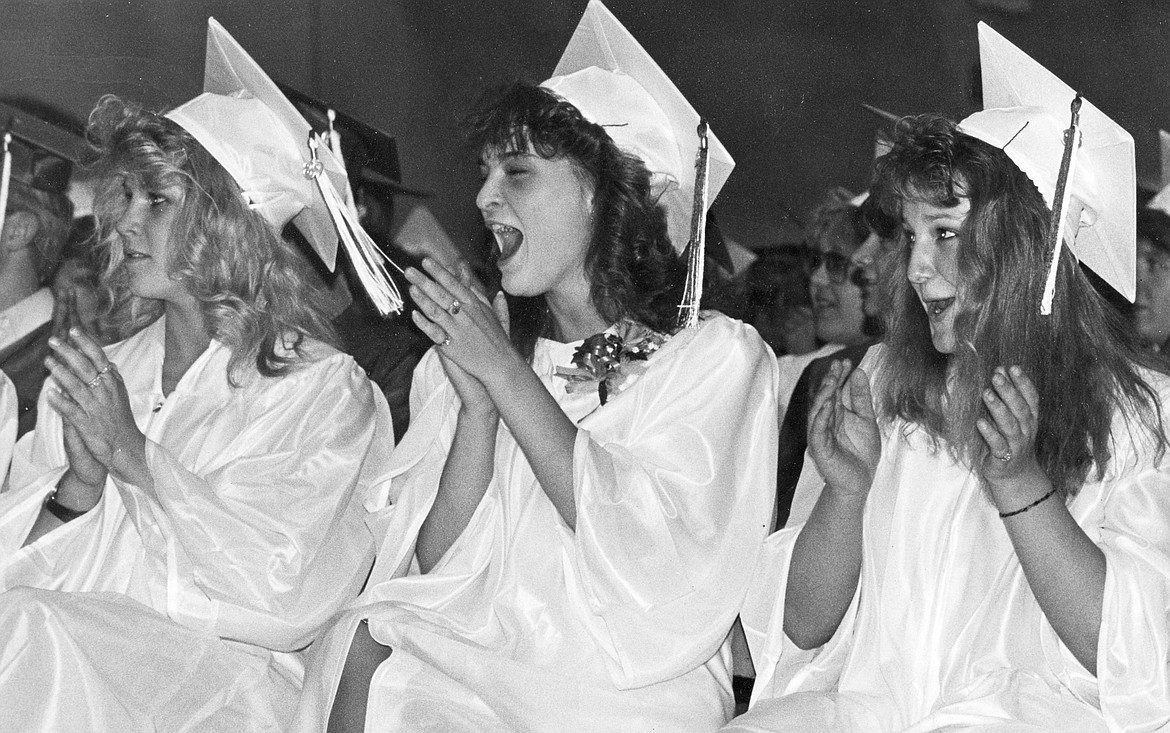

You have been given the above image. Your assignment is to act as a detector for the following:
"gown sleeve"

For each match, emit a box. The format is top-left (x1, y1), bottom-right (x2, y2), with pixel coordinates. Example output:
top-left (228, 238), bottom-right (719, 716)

top-left (0, 352), bottom-right (389, 653)
top-left (571, 316), bottom-right (778, 688)
top-left (0, 372), bottom-right (15, 488)
top-left (1044, 392), bottom-right (1170, 729)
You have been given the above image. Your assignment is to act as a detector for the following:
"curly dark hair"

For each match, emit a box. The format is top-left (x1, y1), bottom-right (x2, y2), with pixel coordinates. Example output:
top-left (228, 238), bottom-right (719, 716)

top-left (86, 95), bottom-right (338, 382)
top-left (870, 113), bottom-right (1166, 497)
top-left (465, 82), bottom-right (684, 360)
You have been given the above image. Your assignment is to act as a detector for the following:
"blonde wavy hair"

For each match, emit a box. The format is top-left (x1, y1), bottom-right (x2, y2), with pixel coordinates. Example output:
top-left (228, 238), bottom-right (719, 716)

top-left (87, 95), bottom-right (337, 382)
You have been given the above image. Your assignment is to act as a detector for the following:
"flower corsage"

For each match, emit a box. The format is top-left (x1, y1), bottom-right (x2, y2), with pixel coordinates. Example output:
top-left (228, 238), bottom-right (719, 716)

top-left (555, 321), bottom-right (669, 404)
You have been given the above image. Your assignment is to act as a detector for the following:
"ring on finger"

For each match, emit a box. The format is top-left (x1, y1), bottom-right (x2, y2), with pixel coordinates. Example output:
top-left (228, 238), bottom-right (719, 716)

top-left (87, 363), bottom-right (113, 389)
top-left (442, 335), bottom-right (452, 346)
top-left (995, 449), bottom-right (1013, 462)
top-left (447, 299), bottom-right (462, 316)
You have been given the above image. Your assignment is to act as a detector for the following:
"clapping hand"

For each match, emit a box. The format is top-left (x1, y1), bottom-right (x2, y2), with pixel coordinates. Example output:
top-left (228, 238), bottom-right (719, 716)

top-left (977, 365), bottom-right (1042, 486)
top-left (45, 328), bottom-right (147, 485)
top-left (808, 359), bottom-right (881, 500)
top-left (405, 258), bottom-right (512, 415)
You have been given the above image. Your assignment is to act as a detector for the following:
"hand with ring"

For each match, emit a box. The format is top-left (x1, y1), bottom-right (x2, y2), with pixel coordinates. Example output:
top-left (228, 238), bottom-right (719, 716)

top-left (405, 258), bottom-right (514, 414)
top-left (977, 364), bottom-right (1044, 491)
top-left (45, 328), bottom-right (149, 486)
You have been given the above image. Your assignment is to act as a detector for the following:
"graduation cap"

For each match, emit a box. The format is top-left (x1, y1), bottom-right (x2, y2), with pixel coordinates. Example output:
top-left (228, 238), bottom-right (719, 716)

top-left (0, 102), bottom-right (84, 237)
top-left (541, 0), bottom-right (734, 327)
top-left (278, 85), bottom-right (430, 201)
top-left (1147, 130), bottom-right (1170, 217)
top-left (957, 22), bottom-right (1135, 313)
top-left (849, 104), bottom-right (898, 207)
top-left (165, 18), bottom-right (402, 315)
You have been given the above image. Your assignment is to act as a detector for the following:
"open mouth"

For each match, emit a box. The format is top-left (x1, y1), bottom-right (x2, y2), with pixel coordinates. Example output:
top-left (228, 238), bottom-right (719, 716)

top-left (123, 248), bottom-right (150, 261)
top-left (923, 297), bottom-right (955, 318)
top-left (489, 223), bottom-right (523, 263)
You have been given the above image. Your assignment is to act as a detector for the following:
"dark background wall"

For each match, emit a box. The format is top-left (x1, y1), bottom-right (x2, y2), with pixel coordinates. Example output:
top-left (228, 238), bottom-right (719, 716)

top-left (3, 0), bottom-right (1168, 257)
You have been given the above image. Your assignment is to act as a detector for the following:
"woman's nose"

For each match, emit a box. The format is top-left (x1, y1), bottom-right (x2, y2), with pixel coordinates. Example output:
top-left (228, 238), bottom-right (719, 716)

top-left (476, 174), bottom-right (501, 213)
top-left (906, 240), bottom-right (935, 284)
top-left (116, 201), bottom-right (143, 237)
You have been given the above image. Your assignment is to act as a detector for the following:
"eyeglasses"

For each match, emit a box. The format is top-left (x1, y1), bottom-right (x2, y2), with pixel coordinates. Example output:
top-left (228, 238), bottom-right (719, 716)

top-left (806, 251), bottom-right (855, 284)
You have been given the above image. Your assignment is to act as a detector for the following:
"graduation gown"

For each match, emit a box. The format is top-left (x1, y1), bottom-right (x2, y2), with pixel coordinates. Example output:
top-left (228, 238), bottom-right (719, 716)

top-left (295, 313), bottom-right (778, 732)
top-left (0, 371), bottom-right (15, 485)
top-left (731, 344), bottom-right (1170, 732)
top-left (0, 317), bottom-right (393, 731)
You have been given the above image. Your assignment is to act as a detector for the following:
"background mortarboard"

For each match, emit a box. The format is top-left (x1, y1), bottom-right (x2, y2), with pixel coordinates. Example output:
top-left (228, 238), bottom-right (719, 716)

top-left (541, 0), bottom-right (734, 256)
top-left (0, 101), bottom-right (85, 198)
top-left (1147, 130), bottom-right (1170, 217)
top-left (279, 85), bottom-right (431, 201)
top-left (957, 22), bottom-right (1136, 304)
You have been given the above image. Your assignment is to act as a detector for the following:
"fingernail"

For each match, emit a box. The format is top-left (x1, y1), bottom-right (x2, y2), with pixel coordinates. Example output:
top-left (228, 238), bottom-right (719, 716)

top-left (1010, 365), bottom-right (1022, 377)
top-left (992, 372), bottom-right (1005, 386)
top-left (48, 336), bottom-right (60, 347)
top-left (69, 327), bottom-right (80, 338)
top-left (984, 388), bottom-right (996, 400)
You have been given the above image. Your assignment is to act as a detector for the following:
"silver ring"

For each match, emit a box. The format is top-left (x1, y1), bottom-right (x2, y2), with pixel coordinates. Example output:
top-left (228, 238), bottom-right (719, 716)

top-left (442, 336), bottom-right (452, 346)
top-left (447, 300), bottom-right (462, 316)
top-left (87, 364), bottom-right (113, 389)
top-left (995, 449), bottom-right (1013, 463)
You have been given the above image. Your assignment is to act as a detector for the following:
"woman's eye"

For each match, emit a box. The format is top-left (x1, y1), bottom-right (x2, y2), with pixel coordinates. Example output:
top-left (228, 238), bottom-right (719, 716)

top-left (938, 229), bottom-right (956, 240)
top-left (149, 194), bottom-right (167, 206)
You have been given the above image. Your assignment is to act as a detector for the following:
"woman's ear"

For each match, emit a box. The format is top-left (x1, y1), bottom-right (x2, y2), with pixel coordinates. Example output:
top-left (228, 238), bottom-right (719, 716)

top-left (1, 211), bottom-right (40, 252)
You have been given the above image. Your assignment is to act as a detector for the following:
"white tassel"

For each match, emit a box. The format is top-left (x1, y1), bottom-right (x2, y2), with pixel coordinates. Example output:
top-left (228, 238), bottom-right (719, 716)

top-left (678, 120), bottom-right (710, 330)
top-left (0, 132), bottom-right (12, 243)
top-left (306, 135), bottom-right (404, 316)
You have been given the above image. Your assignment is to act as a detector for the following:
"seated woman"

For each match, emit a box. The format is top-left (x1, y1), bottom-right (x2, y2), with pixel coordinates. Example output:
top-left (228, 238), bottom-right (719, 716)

top-left (0, 91), bottom-right (392, 729)
top-left (296, 5), bottom-right (777, 731)
top-left (731, 25), bottom-right (1170, 732)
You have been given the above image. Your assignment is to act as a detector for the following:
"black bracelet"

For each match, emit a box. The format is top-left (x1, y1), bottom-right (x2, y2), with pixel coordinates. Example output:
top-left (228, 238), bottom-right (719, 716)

top-left (998, 487), bottom-right (1058, 519)
top-left (44, 491), bottom-right (88, 523)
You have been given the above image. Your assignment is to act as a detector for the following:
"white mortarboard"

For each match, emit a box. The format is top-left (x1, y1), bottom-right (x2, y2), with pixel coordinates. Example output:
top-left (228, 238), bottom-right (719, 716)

top-left (849, 105), bottom-right (898, 208)
top-left (165, 18), bottom-right (402, 314)
top-left (957, 22), bottom-right (1136, 308)
top-left (541, 0), bottom-right (734, 256)
top-left (1147, 130), bottom-right (1170, 217)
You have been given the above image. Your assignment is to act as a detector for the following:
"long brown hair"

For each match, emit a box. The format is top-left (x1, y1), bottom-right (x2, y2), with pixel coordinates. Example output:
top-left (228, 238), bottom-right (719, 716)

top-left (871, 114), bottom-right (1166, 496)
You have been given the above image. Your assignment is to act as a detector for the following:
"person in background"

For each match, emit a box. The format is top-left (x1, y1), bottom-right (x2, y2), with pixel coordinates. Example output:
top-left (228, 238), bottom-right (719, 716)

top-left (731, 24), bottom-right (1170, 730)
top-left (298, 3), bottom-right (776, 731)
top-left (744, 244), bottom-right (817, 357)
top-left (0, 106), bottom-right (76, 438)
top-left (805, 196), bottom-right (875, 349)
top-left (0, 20), bottom-right (393, 731)
top-left (771, 192), bottom-right (896, 529)
top-left (1133, 207), bottom-right (1170, 353)
top-left (771, 195), bottom-right (876, 426)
